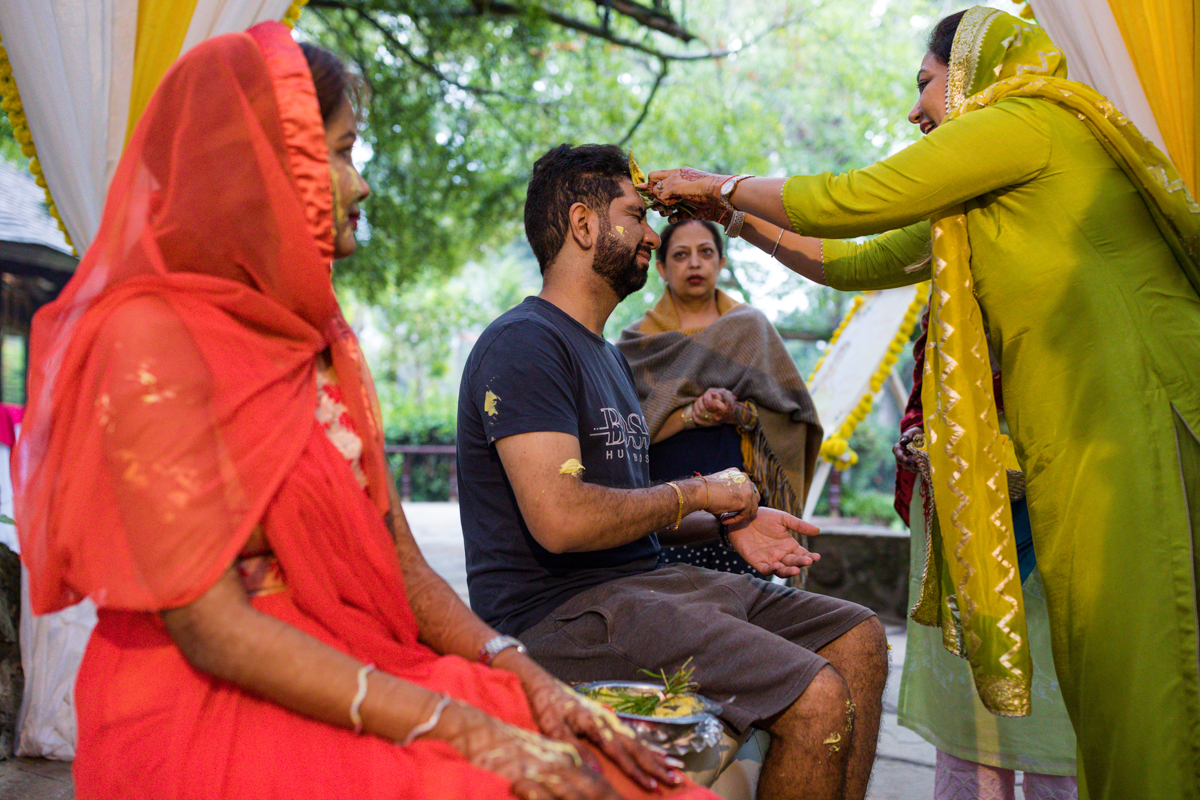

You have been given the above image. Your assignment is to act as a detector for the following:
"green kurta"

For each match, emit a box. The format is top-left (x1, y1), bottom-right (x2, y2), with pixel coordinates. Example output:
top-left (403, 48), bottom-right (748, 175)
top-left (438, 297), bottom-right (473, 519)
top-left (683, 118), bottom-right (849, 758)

top-left (784, 96), bottom-right (1200, 797)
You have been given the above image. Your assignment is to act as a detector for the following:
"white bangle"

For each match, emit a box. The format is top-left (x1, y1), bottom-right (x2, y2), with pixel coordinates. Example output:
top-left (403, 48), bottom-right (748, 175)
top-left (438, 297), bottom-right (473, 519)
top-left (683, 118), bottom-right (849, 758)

top-left (401, 693), bottom-right (453, 747)
top-left (349, 663), bottom-right (376, 735)
top-left (769, 228), bottom-right (785, 259)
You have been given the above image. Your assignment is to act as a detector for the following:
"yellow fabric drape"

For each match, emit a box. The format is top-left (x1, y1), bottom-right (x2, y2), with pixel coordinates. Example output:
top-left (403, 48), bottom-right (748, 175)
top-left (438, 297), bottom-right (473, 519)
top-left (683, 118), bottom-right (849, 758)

top-left (1106, 0), bottom-right (1198, 197)
top-left (125, 0), bottom-right (201, 143)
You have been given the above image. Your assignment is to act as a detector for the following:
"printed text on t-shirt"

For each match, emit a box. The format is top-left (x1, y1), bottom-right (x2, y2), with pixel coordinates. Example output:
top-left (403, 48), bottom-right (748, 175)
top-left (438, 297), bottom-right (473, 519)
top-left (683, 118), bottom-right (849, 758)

top-left (590, 407), bottom-right (650, 462)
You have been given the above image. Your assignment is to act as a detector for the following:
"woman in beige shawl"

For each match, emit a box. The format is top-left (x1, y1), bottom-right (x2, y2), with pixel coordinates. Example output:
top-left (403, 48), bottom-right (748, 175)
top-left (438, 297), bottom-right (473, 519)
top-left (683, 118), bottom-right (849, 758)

top-left (617, 220), bottom-right (821, 574)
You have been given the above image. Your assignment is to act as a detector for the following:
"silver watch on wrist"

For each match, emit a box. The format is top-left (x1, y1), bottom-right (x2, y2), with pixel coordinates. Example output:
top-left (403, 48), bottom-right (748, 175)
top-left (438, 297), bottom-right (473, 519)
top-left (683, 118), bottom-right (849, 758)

top-left (478, 634), bottom-right (527, 666)
top-left (718, 174), bottom-right (753, 211)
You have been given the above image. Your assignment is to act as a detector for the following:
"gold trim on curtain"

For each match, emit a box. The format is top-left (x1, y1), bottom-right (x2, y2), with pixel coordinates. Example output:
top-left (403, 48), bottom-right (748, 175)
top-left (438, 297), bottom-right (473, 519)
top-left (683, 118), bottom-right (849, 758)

top-left (1106, 0), bottom-right (1198, 197)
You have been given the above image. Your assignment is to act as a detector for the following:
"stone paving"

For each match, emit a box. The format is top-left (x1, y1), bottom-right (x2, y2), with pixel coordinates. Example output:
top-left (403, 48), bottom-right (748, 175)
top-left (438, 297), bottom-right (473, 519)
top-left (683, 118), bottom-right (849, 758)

top-left (3, 501), bottom-right (1041, 800)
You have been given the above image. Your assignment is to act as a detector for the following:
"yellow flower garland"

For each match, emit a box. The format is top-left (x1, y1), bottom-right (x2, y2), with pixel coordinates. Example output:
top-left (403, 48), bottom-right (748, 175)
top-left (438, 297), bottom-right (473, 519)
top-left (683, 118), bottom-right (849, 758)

top-left (808, 282), bottom-right (931, 471)
top-left (0, 33), bottom-right (75, 253)
top-left (282, 0), bottom-right (310, 29)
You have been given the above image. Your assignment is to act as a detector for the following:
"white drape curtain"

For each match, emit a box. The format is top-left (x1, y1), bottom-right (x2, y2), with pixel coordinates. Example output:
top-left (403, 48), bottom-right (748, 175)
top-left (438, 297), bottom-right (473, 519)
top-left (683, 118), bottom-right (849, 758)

top-left (0, 0), bottom-right (293, 758)
top-left (0, 0), bottom-right (293, 253)
top-left (1030, 0), bottom-right (1169, 154)
top-left (182, 1), bottom-right (295, 54)
top-left (0, 1), bottom-right (126, 253)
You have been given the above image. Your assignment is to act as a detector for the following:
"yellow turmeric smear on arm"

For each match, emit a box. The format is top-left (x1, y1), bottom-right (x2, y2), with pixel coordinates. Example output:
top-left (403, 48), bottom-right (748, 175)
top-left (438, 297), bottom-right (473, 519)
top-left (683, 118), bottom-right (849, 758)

top-left (559, 459), bottom-right (585, 478)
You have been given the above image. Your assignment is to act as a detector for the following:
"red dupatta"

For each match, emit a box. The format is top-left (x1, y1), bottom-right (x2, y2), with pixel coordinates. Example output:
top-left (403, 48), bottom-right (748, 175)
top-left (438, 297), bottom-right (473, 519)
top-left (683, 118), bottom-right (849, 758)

top-left (13, 22), bottom-right (391, 614)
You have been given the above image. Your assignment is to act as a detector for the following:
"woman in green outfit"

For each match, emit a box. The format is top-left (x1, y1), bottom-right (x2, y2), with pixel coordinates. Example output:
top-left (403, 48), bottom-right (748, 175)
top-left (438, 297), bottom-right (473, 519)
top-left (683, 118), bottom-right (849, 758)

top-left (644, 7), bottom-right (1200, 799)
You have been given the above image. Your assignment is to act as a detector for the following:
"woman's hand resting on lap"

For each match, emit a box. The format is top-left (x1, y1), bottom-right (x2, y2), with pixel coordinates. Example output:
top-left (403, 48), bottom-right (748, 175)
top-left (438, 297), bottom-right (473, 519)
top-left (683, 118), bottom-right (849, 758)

top-left (442, 701), bottom-right (623, 800)
top-left (516, 667), bottom-right (684, 792)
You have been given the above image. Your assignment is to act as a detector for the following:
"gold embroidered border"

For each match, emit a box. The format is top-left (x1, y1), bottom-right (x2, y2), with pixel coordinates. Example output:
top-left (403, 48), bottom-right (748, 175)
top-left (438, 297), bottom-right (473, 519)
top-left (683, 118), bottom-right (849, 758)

top-left (946, 7), bottom-right (1003, 112)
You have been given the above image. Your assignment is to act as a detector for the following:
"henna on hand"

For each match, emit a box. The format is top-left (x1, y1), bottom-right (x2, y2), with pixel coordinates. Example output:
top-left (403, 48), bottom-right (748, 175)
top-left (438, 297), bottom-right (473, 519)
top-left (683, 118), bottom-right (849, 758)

top-left (440, 702), bottom-right (620, 800)
top-left (520, 672), bottom-right (682, 791)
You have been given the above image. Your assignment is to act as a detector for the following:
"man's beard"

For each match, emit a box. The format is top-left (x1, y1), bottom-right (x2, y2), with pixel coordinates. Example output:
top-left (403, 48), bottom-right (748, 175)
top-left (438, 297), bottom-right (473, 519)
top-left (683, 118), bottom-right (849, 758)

top-left (593, 219), bottom-right (649, 300)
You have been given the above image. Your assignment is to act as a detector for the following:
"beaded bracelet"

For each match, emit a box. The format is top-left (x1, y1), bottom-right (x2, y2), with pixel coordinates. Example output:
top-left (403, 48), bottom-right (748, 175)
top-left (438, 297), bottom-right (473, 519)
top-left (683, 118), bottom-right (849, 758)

top-left (715, 516), bottom-right (734, 551)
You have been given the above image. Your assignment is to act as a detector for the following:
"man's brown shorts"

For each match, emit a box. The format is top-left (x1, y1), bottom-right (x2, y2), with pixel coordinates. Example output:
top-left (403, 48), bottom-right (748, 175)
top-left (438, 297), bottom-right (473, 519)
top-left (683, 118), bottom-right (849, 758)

top-left (518, 563), bottom-right (875, 732)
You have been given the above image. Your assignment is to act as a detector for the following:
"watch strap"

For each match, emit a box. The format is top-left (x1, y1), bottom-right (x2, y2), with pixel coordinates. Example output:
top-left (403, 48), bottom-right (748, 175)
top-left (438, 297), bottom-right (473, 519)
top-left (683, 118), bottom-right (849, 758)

top-left (719, 174), bottom-right (753, 210)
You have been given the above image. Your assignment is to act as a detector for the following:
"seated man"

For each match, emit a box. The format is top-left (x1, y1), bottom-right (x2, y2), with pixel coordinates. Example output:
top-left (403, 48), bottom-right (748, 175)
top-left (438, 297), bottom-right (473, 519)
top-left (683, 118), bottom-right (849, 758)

top-left (456, 143), bottom-right (888, 800)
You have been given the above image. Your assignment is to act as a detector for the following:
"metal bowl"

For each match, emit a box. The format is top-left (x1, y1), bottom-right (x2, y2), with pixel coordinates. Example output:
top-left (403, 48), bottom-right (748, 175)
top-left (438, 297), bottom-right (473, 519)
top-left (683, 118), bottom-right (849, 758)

top-left (574, 680), bottom-right (724, 755)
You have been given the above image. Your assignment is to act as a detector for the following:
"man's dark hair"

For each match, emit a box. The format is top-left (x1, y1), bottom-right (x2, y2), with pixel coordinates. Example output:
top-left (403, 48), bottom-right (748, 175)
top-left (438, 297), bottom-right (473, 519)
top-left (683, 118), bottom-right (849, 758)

top-left (927, 11), bottom-right (967, 65)
top-left (524, 144), bottom-right (631, 274)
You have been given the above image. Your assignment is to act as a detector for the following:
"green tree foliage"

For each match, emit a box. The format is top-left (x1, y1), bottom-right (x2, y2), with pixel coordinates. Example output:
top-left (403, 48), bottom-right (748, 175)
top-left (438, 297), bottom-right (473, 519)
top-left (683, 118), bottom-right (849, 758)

top-left (301, 0), bottom-right (953, 516)
top-left (300, 0), bottom-right (948, 298)
top-left (0, 115), bottom-right (22, 165)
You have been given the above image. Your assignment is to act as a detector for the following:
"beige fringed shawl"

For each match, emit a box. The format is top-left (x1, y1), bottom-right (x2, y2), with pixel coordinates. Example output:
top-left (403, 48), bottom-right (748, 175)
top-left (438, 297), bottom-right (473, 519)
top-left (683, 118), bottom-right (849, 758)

top-left (617, 289), bottom-right (822, 515)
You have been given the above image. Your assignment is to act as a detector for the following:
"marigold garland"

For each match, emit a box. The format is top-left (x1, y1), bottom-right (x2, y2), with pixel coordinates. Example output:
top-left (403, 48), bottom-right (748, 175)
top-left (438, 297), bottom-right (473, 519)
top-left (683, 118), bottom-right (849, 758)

top-left (0, 33), bottom-right (75, 253)
top-left (282, 0), bottom-right (310, 29)
top-left (808, 283), bottom-right (931, 471)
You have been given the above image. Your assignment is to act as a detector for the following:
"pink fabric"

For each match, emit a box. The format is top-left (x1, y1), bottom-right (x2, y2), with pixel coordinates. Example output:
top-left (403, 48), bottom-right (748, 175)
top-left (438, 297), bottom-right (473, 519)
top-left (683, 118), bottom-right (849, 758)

top-left (0, 404), bottom-right (22, 449)
top-left (935, 749), bottom-right (1077, 800)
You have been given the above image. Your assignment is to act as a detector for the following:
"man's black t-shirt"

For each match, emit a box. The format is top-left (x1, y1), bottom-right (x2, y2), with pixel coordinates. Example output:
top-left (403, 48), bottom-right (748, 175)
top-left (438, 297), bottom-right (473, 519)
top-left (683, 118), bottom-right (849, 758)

top-left (457, 297), bottom-right (659, 636)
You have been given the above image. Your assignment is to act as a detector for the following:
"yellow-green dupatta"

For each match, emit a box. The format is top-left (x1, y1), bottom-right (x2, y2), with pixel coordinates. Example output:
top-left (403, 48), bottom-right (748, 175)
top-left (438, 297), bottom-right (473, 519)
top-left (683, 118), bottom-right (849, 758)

top-left (911, 6), bottom-right (1200, 717)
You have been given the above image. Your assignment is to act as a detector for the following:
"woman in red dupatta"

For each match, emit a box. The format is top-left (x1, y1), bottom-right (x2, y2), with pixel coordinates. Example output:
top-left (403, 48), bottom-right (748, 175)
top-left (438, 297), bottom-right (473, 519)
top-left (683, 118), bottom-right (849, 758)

top-left (12, 22), bottom-right (711, 800)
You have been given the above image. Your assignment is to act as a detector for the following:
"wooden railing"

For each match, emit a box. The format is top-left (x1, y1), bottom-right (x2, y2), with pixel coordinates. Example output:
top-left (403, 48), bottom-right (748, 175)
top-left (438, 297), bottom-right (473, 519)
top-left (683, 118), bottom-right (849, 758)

top-left (383, 443), bottom-right (458, 502)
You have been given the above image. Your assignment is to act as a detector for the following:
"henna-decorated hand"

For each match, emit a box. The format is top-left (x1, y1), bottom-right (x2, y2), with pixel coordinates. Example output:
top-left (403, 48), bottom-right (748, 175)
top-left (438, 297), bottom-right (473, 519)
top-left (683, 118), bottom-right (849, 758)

top-left (640, 168), bottom-right (730, 222)
top-left (692, 388), bottom-right (738, 426)
top-left (727, 507), bottom-right (821, 578)
top-left (522, 673), bottom-right (685, 792)
top-left (700, 467), bottom-right (759, 523)
top-left (440, 700), bottom-right (622, 800)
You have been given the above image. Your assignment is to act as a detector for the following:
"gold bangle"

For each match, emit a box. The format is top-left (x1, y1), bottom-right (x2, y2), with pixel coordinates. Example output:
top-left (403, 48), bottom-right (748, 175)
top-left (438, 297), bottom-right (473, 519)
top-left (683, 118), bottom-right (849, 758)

top-left (665, 481), bottom-right (684, 530)
top-left (681, 406), bottom-right (696, 428)
top-left (694, 472), bottom-right (710, 511)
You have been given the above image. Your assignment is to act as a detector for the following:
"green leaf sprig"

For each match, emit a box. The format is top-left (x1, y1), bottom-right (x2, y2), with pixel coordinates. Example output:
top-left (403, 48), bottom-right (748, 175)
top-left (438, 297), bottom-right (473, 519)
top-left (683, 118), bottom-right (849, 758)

top-left (583, 658), bottom-right (698, 717)
top-left (629, 151), bottom-right (694, 216)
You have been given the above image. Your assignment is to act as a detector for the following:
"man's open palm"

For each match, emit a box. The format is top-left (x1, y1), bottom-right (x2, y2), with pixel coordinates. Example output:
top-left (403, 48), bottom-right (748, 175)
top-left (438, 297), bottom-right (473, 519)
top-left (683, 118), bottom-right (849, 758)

top-left (728, 507), bottom-right (821, 578)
